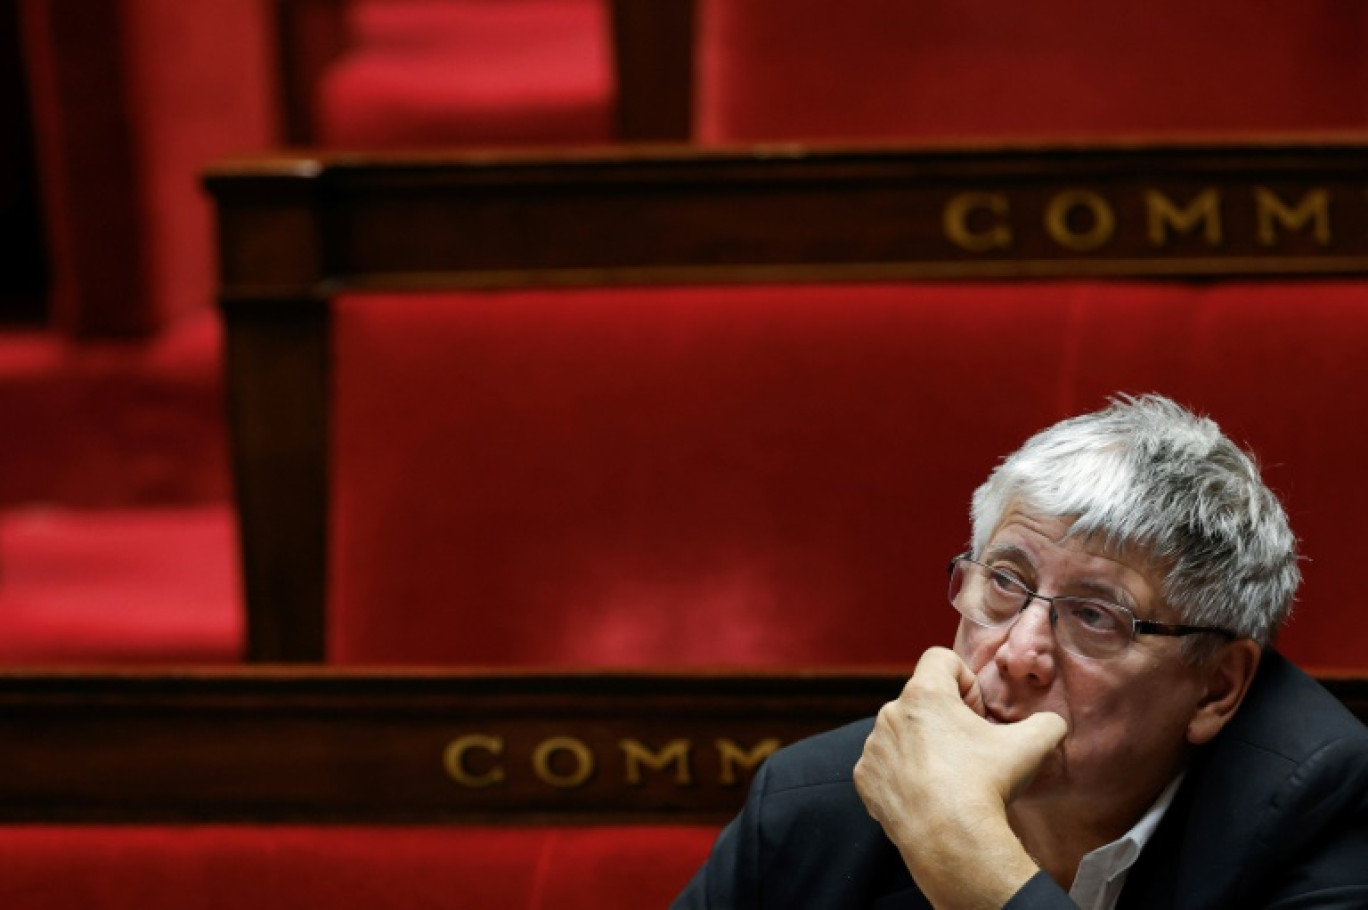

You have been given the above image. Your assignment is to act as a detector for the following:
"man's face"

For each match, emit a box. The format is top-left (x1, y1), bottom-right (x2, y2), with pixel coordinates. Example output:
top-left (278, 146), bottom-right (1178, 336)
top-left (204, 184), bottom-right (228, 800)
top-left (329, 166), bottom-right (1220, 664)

top-left (953, 506), bottom-right (1209, 834)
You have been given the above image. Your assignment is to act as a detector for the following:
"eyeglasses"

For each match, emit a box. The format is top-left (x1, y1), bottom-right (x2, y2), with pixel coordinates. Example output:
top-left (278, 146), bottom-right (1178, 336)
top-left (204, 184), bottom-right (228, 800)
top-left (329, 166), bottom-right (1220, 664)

top-left (947, 553), bottom-right (1237, 660)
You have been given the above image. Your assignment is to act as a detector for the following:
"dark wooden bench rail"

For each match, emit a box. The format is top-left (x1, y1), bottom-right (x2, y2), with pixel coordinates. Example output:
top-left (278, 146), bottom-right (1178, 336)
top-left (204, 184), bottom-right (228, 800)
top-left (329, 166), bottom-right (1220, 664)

top-left (0, 669), bottom-right (900, 823)
top-left (0, 669), bottom-right (1363, 823)
top-left (206, 137), bottom-right (1368, 662)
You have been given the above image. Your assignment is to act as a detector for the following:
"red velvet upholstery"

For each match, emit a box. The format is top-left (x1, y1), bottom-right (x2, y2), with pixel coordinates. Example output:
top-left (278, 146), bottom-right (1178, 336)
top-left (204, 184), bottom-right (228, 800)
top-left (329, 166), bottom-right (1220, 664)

top-left (0, 310), bottom-right (239, 663)
top-left (0, 309), bottom-right (229, 508)
top-left (698, 0), bottom-right (1368, 142)
top-left (316, 0), bottom-right (613, 148)
top-left (0, 504), bottom-right (241, 664)
top-left (329, 281), bottom-right (1368, 671)
top-left (0, 825), bottom-right (715, 909)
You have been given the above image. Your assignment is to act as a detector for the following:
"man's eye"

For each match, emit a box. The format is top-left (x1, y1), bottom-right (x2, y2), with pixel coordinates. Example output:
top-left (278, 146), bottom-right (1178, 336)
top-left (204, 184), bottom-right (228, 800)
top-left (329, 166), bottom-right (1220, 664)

top-left (1066, 601), bottom-right (1123, 633)
top-left (988, 569), bottom-right (1025, 594)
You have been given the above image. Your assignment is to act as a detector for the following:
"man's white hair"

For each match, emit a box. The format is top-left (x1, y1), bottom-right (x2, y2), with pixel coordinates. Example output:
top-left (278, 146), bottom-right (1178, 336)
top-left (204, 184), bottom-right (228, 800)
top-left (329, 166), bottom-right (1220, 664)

top-left (970, 394), bottom-right (1300, 659)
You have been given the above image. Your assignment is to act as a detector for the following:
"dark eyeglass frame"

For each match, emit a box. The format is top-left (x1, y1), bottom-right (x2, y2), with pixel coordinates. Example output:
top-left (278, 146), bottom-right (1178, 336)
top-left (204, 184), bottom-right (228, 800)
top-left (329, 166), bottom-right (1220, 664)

top-left (947, 553), bottom-right (1237, 654)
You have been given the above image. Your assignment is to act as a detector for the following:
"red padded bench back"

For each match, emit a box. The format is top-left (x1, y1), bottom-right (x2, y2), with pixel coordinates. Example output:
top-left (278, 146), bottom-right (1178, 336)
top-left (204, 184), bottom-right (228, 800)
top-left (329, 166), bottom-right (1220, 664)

top-left (699, 0), bottom-right (1368, 142)
top-left (313, 0), bottom-right (614, 149)
top-left (329, 279), bottom-right (1368, 669)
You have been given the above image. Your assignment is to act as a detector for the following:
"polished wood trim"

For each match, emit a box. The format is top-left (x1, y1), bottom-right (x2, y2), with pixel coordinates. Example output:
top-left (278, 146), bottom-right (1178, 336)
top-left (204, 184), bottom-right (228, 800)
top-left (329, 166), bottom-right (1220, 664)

top-left (207, 138), bottom-right (1368, 291)
top-left (213, 166), bottom-right (333, 661)
top-left (273, 0), bottom-right (350, 147)
top-left (610, 0), bottom-right (695, 141)
top-left (0, 669), bottom-right (907, 823)
top-left (0, 669), bottom-right (1360, 823)
top-left (223, 298), bottom-right (330, 661)
top-left (19, 0), bottom-right (154, 335)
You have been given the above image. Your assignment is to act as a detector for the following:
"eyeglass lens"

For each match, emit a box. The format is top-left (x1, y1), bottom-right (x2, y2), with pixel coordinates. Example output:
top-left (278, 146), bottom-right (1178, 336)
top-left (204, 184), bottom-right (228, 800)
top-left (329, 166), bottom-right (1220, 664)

top-left (948, 559), bottom-right (1134, 659)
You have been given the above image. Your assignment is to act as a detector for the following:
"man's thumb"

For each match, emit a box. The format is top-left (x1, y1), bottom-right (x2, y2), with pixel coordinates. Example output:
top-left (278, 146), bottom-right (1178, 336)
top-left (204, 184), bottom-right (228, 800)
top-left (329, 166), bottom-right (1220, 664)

top-left (996, 712), bottom-right (1068, 799)
top-left (1012, 711), bottom-right (1069, 758)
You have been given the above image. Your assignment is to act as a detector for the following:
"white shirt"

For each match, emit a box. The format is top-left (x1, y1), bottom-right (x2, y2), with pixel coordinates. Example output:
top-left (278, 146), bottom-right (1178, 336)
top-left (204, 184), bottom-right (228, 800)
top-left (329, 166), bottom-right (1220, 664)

top-left (1067, 774), bottom-right (1185, 910)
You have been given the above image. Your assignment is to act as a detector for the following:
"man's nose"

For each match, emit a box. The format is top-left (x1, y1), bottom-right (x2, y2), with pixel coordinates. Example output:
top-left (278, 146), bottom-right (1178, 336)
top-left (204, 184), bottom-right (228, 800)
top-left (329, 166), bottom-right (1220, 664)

top-left (994, 596), bottom-right (1058, 686)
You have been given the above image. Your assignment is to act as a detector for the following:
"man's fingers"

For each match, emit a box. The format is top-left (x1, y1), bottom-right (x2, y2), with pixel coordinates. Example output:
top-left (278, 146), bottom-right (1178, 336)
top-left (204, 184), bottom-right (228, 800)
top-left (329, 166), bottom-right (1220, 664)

top-left (908, 647), bottom-right (987, 717)
top-left (957, 666), bottom-right (986, 717)
top-left (911, 646), bottom-right (961, 682)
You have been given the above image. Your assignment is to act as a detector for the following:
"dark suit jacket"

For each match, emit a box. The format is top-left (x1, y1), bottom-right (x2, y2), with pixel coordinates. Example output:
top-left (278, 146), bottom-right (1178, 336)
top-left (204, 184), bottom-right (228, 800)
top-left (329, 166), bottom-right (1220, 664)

top-left (672, 651), bottom-right (1368, 909)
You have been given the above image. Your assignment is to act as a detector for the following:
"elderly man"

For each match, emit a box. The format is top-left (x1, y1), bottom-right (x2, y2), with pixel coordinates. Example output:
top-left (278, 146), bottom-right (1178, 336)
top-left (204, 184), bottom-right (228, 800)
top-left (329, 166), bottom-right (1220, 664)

top-left (674, 395), bottom-right (1368, 909)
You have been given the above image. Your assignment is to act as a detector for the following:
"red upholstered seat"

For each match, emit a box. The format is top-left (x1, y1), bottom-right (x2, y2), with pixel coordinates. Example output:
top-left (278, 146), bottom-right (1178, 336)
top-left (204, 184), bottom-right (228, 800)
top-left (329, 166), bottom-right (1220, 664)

top-left (329, 281), bottom-right (1368, 671)
top-left (0, 505), bottom-right (241, 664)
top-left (0, 825), bottom-right (715, 909)
top-left (0, 310), bottom-right (241, 663)
top-left (316, 0), bottom-right (613, 148)
top-left (698, 0), bottom-right (1368, 142)
top-left (0, 310), bottom-right (229, 509)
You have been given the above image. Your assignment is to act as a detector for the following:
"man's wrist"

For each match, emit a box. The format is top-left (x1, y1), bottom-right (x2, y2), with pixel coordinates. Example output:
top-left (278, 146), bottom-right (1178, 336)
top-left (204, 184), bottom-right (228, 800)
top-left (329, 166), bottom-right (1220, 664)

top-left (898, 813), bottom-right (1041, 910)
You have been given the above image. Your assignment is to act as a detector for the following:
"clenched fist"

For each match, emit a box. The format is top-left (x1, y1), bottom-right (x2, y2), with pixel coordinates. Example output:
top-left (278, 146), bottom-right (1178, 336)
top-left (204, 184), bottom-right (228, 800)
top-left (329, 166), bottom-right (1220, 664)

top-left (853, 648), bottom-right (1067, 910)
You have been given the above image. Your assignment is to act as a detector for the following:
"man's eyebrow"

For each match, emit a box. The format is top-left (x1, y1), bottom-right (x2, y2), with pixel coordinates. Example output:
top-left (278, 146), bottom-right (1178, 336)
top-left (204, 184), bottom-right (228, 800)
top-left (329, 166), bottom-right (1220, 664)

top-left (981, 543), bottom-right (1136, 607)
top-left (982, 543), bottom-right (1033, 565)
top-left (1069, 580), bottom-right (1134, 607)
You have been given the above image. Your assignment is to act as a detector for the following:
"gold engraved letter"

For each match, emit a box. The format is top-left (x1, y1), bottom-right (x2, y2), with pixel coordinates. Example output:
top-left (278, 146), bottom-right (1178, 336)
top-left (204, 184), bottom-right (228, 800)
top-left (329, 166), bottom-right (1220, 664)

top-left (1255, 188), bottom-right (1330, 246)
top-left (532, 736), bottom-right (596, 789)
top-left (944, 192), bottom-right (1013, 252)
top-left (716, 738), bottom-right (782, 786)
top-left (1044, 190), bottom-right (1116, 252)
top-left (620, 738), bottom-right (693, 786)
top-left (1146, 189), bottom-right (1222, 247)
top-left (443, 734), bottom-right (506, 788)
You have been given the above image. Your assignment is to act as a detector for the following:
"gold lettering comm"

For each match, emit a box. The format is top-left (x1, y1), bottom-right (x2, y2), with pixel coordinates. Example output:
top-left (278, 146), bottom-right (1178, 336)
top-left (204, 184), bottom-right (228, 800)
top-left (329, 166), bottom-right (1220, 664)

top-left (443, 735), bottom-right (782, 790)
top-left (944, 187), bottom-right (1333, 253)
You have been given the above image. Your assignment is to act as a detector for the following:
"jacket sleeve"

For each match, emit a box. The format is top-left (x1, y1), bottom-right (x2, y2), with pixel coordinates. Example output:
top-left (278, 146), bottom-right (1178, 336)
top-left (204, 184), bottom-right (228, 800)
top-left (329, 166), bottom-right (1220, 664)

top-left (1000, 872), bottom-right (1080, 909)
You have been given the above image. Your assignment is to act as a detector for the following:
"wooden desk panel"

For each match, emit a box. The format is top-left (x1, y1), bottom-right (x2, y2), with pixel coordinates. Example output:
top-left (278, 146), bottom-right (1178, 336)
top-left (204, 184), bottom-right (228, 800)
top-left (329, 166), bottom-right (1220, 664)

top-left (209, 140), bottom-right (1368, 296)
top-left (0, 669), bottom-right (900, 823)
top-left (0, 669), bottom-right (1363, 823)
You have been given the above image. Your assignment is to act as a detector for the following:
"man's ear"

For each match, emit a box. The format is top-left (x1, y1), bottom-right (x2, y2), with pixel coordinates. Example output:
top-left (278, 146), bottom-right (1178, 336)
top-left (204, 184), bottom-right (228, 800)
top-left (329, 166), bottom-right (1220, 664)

top-left (1187, 638), bottom-right (1261, 746)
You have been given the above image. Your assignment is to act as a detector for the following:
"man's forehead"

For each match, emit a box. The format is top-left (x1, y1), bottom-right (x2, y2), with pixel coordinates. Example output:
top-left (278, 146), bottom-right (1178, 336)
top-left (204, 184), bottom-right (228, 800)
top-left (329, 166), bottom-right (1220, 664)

top-left (986, 506), bottom-right (1164, 577)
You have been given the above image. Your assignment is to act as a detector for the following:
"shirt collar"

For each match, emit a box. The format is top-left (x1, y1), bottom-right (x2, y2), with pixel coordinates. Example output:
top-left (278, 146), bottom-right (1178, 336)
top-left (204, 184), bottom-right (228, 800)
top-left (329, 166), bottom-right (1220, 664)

top-left (1069, 772), bottom-right (1186, 910)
